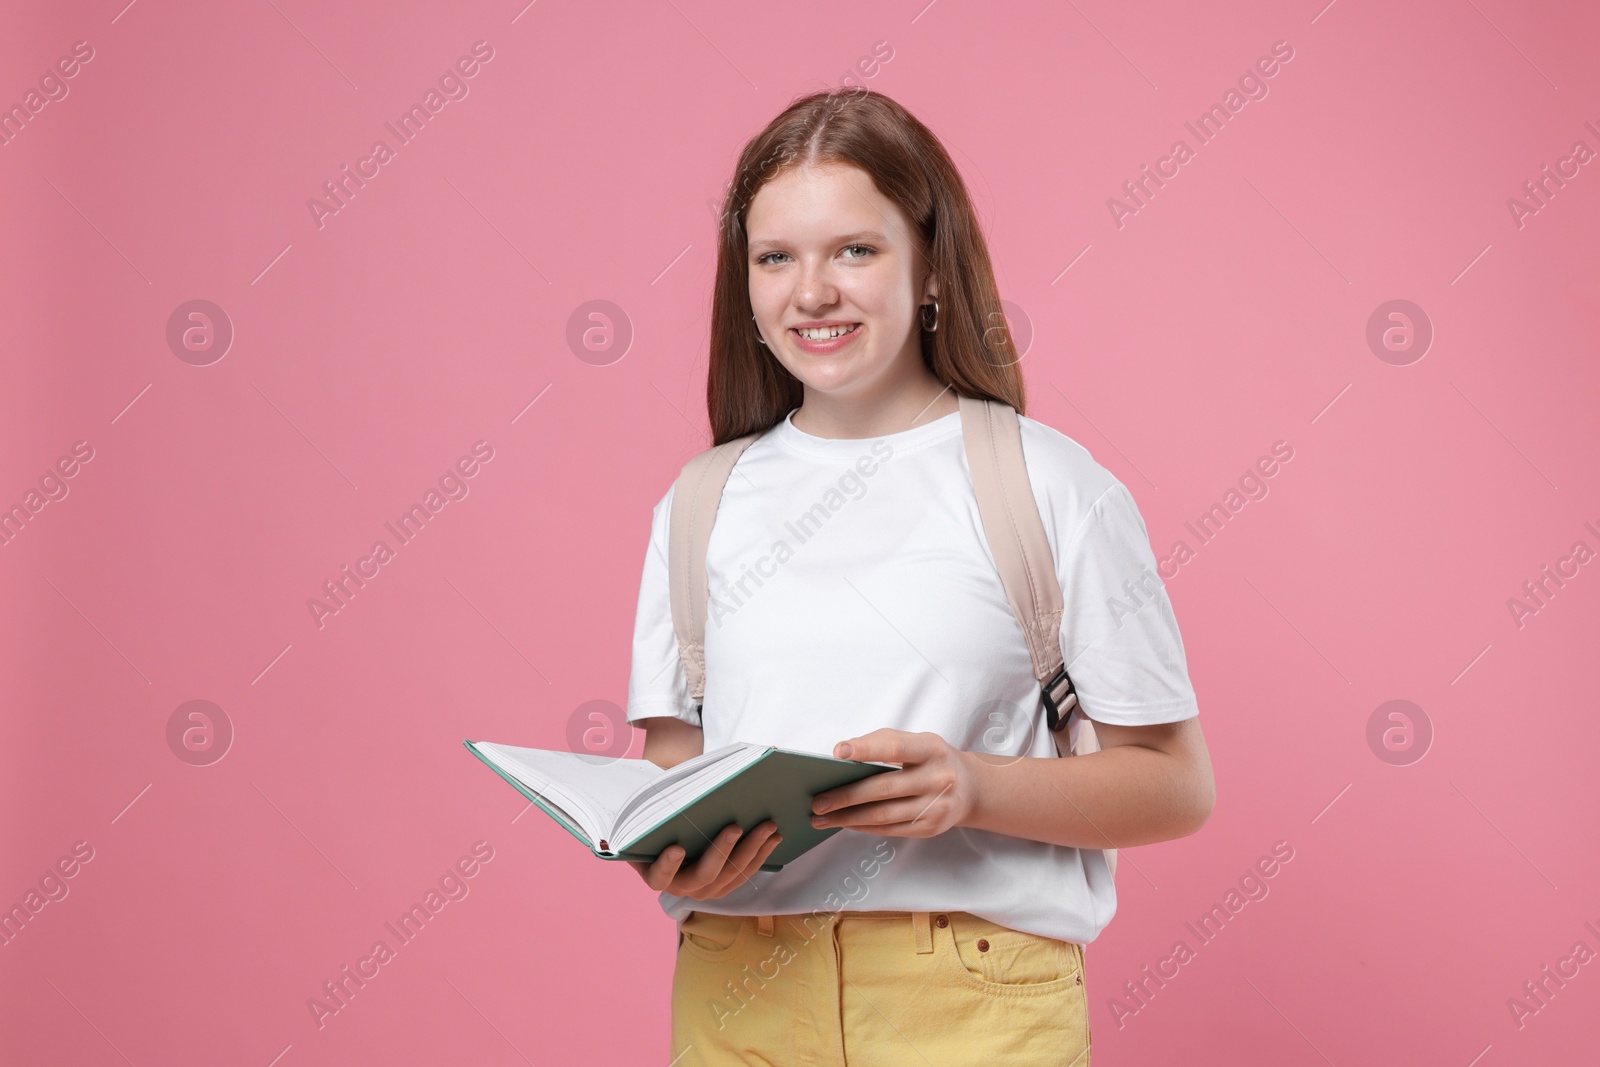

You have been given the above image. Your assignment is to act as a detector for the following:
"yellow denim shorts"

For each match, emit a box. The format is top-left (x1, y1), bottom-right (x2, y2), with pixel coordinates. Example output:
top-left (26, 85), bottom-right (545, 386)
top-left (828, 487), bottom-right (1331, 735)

top-left (670, 908), bottom-right (1091, 1066)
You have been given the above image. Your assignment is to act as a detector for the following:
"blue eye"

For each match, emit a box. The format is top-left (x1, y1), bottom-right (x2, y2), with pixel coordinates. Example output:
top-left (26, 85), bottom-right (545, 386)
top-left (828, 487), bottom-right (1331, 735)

top-left (754, 245), bottom-right (877, 266)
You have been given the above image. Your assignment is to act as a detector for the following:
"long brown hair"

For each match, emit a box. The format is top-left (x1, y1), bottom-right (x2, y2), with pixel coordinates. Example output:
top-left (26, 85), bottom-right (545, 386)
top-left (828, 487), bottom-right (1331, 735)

top-left (707, 87), bottom-right (1026, 445)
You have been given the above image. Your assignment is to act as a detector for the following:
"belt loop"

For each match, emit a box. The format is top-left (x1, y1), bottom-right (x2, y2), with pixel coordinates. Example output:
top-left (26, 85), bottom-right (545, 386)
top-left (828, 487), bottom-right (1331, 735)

top-left (756, 914), bottom-right (774, 937)
top-left (911, 911), bottom-right (933, 954)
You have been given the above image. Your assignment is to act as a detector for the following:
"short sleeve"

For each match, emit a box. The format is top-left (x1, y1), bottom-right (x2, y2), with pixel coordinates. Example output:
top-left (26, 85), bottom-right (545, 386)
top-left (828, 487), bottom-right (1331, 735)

top-left (625, 482), bottom-right (703, 726)
top-left (1057, 482), bottom-right (1200, 726)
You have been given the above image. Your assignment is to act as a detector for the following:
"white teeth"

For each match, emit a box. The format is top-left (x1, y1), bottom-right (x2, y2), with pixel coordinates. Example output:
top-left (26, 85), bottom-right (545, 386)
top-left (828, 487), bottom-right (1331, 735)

top-left (795, 325), bottom-right (856, 340)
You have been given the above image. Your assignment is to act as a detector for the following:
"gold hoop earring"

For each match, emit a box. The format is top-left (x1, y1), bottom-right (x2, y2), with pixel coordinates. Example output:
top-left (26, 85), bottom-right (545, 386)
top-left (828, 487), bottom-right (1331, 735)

top-left (753, 314), bottom-right (768, 347)
top-left (920, 298), bottom-right (939, 333)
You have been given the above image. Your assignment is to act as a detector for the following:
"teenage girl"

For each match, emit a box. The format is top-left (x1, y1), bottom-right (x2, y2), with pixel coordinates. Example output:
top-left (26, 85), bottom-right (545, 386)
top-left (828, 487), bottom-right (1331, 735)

top-left (624, 87), bottom-right (1214, 1066)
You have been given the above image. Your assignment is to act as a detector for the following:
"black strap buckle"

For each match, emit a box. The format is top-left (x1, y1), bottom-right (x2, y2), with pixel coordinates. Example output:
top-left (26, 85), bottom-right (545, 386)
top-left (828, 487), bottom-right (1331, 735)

top-left (1041, 665), bottom-right (1079, 733)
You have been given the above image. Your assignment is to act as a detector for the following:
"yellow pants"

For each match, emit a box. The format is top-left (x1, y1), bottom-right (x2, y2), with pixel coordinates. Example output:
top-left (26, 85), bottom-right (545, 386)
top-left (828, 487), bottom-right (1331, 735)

top-left (670, 909), bottom-right (1091, 1066)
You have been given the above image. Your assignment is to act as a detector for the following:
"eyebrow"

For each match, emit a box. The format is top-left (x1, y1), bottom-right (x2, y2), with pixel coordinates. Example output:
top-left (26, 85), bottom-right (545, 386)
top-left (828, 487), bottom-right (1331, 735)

top-left (748, 230), bottom-right (889, 254)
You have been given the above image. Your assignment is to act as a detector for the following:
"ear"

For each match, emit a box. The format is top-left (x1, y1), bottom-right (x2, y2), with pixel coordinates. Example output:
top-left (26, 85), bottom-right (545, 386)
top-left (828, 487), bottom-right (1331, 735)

top-left (923, 272), bottom-right (939, 304)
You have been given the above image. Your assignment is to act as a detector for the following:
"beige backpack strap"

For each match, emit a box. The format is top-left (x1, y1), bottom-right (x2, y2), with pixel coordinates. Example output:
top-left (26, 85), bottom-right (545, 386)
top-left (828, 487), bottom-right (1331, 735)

top-left (666, 431), bottom-right (762, 707)
top-left (958, 395), bottom-right (1104, 755)
top-left (959, 394), bottom-right (1114, 874)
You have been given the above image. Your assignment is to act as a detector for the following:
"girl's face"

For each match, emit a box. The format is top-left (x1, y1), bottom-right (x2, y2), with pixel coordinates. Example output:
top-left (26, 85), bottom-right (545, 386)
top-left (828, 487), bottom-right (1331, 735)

top-left (745, 162), bottom-right (936, 408)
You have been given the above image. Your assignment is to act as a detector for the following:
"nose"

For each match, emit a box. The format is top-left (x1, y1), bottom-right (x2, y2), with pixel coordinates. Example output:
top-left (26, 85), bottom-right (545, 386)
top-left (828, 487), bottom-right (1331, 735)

top-left (791, 260), bottom-right (840, 313)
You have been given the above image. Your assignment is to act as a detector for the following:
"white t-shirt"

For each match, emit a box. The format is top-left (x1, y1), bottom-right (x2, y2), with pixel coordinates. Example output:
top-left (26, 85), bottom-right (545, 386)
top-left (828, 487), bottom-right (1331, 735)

top-left (625, 406), bottom-right (1200, 944)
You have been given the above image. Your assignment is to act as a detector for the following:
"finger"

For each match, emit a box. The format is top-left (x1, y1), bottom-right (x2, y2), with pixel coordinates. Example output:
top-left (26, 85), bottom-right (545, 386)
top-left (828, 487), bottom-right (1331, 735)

top-left (832, 729), bottom-right (921, 764)
top-left (721, 819), bottom-right (778, 869)
top-left (677, 824), bottom-right (744, 893)
top-left (697, 825), bottom-right (777, 895)
top-left (836, 728), bottom-right (935, 766)
top-left (706, 824), bottom-right (784, 897)
top-left (736, 826), bottom-right (786, 879)
top-left (643, 845), bottom-right (686, 891)
top-left (815, 793), bottom-right (944, 831)
top-left (814, 767), bottom-right (924, 815)
top-left (699, 821), bottom-right (777, 892)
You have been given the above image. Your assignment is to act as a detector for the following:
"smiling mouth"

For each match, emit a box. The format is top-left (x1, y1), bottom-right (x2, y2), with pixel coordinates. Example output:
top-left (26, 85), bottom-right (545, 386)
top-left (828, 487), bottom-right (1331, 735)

top-left (791, 324), bottom-right (861, 340)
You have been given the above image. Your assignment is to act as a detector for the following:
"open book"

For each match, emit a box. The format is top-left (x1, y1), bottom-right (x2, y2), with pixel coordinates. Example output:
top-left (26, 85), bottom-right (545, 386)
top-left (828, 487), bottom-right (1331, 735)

top-left (464, 739), bottom-right (895, 872)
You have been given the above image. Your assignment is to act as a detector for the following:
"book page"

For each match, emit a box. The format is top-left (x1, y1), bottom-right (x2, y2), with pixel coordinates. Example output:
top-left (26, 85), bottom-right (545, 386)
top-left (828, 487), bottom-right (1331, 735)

top-left (614, 743), bottom-right (769, 848)
top-left (609, 742), bottom-right (754, 833)
top-left (475, 744), bottom-right (665, 841)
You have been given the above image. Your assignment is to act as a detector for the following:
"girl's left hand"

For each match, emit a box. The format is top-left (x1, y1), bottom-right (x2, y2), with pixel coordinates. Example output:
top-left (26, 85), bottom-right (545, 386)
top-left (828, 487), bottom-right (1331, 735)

top-left (809, 729), bottom-right (979, 838)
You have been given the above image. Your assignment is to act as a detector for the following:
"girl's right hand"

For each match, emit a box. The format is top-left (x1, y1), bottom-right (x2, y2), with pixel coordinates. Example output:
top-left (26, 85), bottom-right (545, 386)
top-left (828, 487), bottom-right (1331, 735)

top-left (628, 820), bottom-right (782, 900)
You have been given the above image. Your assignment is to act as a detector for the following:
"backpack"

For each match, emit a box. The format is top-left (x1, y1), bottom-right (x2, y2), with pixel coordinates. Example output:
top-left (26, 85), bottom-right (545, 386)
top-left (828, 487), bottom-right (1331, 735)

top-left (665, 393), bottom-right (1116, 876)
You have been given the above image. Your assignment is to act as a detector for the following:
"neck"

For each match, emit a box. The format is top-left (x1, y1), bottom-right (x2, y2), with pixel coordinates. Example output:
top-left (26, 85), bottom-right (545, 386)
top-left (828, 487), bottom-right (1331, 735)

top-left (792, 378), bottom-right (959, 439)
top-left (793, 382), bottom-right (953, 441)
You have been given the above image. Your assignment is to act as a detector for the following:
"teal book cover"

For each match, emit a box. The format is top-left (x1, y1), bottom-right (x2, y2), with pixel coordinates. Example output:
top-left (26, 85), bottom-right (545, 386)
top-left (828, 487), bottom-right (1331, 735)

top-left (465, 740), bottom-right (894, 872)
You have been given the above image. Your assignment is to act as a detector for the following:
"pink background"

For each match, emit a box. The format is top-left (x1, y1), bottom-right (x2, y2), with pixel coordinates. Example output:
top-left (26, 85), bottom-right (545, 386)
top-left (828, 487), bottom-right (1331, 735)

top-left (3, 0), bottom-right (1598, 1063)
